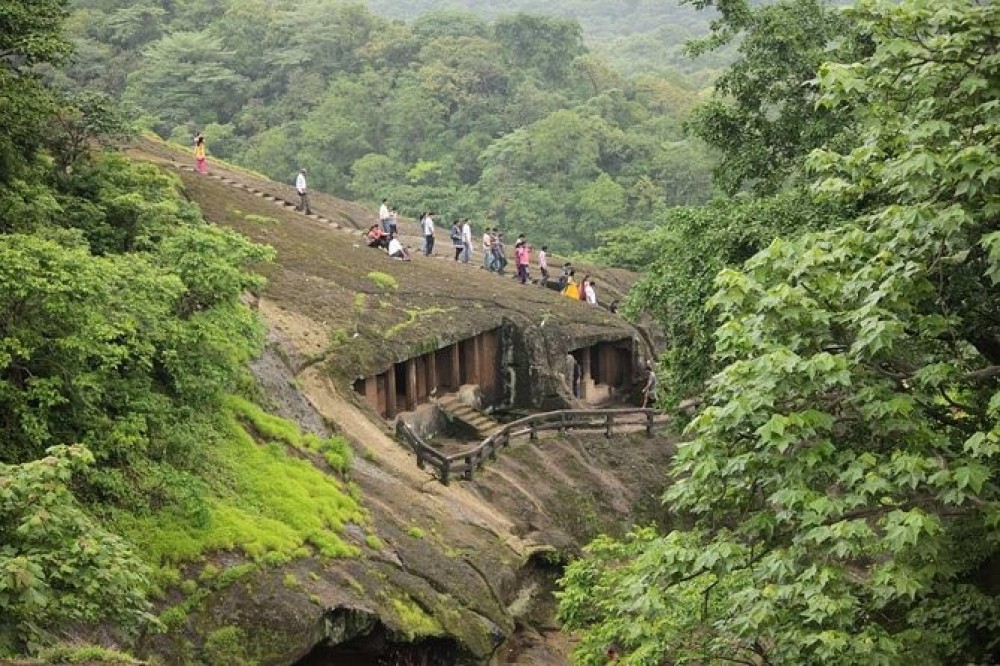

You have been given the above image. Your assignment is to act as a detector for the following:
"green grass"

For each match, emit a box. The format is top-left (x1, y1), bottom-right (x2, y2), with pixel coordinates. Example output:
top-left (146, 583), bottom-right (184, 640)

top-left (226, 395), bottom-right (352, 474)
top-left (244, 214), bottom-right (278, 226)
top-left (366, 271), bottom-right (398, 290)
top-left (112, 398), bottom-right (363, 567)
top-left (365, 534), bottom-right (384, 550)
top-left (38, 645), bottom-right (140, 664)
top-left (390, 597), bottom-right (444, 641)
top-left (406, 526), bottom-right (425, 539)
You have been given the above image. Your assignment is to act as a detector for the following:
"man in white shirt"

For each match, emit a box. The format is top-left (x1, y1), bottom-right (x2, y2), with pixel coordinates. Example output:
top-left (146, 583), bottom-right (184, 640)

top-left (585, 279), bottom-right (598, 305)
top-left (295, 169), bottom-right (311, 215)
top-left (461, 218), bottom-right (473, 264)
top-left (379, 199), bottom-right (390, 233)
top-left (537, 245), bottom-right (549, 287)
top-left (387, 233), bottom-right (410, 261)
top-left (422, 212), bottom-right (435, 256)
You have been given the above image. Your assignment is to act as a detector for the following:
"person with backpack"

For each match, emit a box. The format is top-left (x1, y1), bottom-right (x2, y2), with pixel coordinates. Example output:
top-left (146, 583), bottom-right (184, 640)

top-left (450, 219), bottom-right (463, 261)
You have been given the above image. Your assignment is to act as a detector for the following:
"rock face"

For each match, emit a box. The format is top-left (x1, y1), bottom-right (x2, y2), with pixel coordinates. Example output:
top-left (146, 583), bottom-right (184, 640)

top-left (125, 142), bottom-right (672, 666)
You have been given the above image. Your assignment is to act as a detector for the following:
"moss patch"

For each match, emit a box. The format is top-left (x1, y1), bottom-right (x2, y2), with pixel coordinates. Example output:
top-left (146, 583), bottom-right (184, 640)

top-left (384, 307), bottom-right (455, 340)
top-left (226, 395), bottom-right (352, 473)
top-left (390, 597), bottom-right (444, 641)
top-left (112, 399), bottom-right (363, 566)
top-left (37, 644), bottom-right (141, 664)
top-left (366, 271), bottom-right (398, 290)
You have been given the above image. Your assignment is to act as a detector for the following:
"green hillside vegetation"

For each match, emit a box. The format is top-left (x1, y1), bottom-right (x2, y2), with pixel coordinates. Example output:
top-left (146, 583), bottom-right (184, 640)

top-left (60, 0), bottom-right (716, 254)
top-left (563, 0), bottom-right (1000, 663)
top-left (0, 2), bottom-right (365, 656)
top-left (363, 0), bottom-right (737, 79)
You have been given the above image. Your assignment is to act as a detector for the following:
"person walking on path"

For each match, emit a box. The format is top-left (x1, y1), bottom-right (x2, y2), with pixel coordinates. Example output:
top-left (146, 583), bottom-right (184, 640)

top-left (482, 228), bottom-right (493, 270)
top-left (515, 240), bottom-right (531, 284)
top-left (561, 270), bottom-right (579, 299)
top-left (641, 362), bottom-right (658, 408)
top-left (422, 212), bottom-right (436, 256)
top-left (537, 245), bottom-right (549, 287)
top-left (295, 169), bottom-right (312, 215)
top-left (461, 218), bottom-right (473, 264)
top-left (492, 231), bottom-right (508, 274)
top-left (450, 219), bottom-right (463, 261)
top-left (194, 133), bottom-right (208, 174)
top-left (584, 278), bottom-right (598, 305)
top-left (379, 199), bottom-right (391, 233)
top-left (388, 209), bottom-right (399, 235)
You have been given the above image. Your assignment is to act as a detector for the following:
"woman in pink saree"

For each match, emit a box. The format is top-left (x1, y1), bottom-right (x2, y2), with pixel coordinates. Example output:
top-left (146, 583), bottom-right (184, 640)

top-left (194, 133), bottom-right (208, 174)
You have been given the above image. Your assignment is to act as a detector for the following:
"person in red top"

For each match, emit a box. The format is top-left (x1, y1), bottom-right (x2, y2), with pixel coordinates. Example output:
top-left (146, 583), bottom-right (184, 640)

top-left (515, 239), bottom-right (532, 284)
top-left (366, 224), bottom-right (388, 250)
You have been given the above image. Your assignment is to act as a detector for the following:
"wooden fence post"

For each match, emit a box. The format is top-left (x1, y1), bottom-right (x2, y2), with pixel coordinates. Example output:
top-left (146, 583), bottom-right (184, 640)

top-left (441, 459), bottom-right (451, 485)
top-left (530, 421), bottom-right (538, 441)
top-left (605, 413), bottom-right (613, 438)
top-left (464, 454), bottom-right (474, 480)
top-left (646, 410), bottom-right (654, 438)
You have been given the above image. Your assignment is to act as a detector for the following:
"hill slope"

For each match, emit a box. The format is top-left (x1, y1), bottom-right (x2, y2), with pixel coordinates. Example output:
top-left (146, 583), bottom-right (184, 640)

top-left (120, 140), bottom-right (676, 665)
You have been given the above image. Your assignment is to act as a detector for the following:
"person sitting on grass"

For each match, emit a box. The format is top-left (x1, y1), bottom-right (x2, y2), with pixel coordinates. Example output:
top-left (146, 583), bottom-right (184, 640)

top-left (387, 232), bottom-right (411, 261)
top-left (366, 224), bottom-right (389, 250)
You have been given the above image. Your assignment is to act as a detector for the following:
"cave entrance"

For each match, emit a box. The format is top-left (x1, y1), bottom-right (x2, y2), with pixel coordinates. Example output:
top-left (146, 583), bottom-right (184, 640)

top-left (570, 338), bottom-right (634, 405)
top-left (295, 622), bottom-right (462, 666)
top-left (353, 328), bottom-right (502, 419)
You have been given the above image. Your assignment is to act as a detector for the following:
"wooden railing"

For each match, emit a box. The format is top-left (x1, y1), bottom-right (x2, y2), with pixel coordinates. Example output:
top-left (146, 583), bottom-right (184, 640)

top-left (397, 408), bottom-right (666, 485)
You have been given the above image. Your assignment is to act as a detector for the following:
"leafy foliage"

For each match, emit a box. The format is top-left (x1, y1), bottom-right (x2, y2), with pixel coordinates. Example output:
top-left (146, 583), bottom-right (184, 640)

top-left (603, 190), bottom-right (844, 407)
top-left (687, 0), bottom-right (866, 194)
top-left (560, 0), bottom-right (1000, 663)
top-left (0, 445), bottom-right (149, 654)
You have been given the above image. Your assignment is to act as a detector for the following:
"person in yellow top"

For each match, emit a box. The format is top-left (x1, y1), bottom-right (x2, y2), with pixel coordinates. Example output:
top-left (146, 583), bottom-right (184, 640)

top-left (561, 270), bottom-right (580, 299)
top-left (194, 133), bottom-right (208, 174)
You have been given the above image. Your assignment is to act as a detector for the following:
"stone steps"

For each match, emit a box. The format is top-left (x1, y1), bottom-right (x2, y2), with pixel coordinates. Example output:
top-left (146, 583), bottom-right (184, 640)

top-left (436, 395), bottom-right (500, 439)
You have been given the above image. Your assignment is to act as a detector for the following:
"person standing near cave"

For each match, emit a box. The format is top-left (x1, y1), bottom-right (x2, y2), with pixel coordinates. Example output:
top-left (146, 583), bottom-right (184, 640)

top-left (642, 361), bottom-right (658, 408)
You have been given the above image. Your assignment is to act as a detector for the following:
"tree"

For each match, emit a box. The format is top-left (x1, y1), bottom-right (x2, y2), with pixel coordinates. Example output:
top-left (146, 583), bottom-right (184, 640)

top-left (0, 445), bottom-right (150, 655)
top-left (687, 0), bottom-right (866, 194)
top-left (0, 0), bottom-right (72, 182)
top-left (493, 13), bottom-right (585, 85)
top-left (559, 1), bottom-right (1000, 663)
top-left (124, 31), bottom-right (247, 132)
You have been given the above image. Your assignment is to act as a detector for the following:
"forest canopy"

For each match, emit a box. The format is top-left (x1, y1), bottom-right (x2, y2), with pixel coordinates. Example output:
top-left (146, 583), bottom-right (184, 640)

top-left (562, 0), bottom-right (1000, 663)
top-left (60, 0), bottom-right (718, 253)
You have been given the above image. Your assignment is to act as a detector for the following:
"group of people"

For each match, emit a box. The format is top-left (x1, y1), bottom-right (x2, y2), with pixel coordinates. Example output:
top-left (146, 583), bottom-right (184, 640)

top-left (187, 141), bottom-right (603, 305)
top-left (555, 263), bottom-right (599, 305)
top-left (364, 200), bottom-right (603, 305)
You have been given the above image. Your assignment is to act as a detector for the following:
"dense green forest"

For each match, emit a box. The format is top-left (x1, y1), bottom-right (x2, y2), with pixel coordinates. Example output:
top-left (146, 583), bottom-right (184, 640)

top-left (59, 0), bottom-right (717, 253)
top-left (1, 0), bottom-right (361, 658)
top-left (364, 0), bottom-right (736, 79)
top-left (563, 0), bottom-right (1000, 663)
